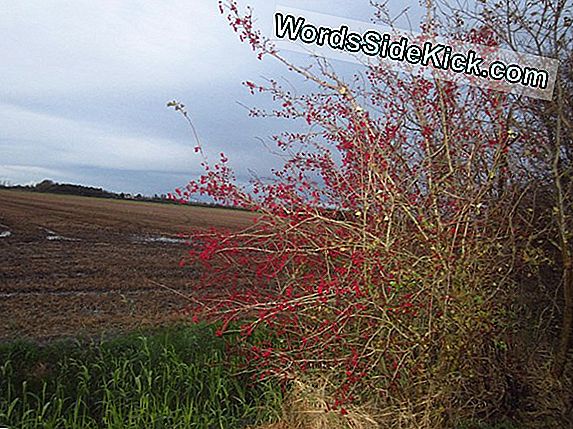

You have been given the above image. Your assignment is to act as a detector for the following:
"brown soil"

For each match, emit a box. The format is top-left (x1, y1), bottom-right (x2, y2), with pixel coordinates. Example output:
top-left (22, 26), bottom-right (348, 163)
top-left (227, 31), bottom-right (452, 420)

top-left (0, 190), bottom-right (255, 341)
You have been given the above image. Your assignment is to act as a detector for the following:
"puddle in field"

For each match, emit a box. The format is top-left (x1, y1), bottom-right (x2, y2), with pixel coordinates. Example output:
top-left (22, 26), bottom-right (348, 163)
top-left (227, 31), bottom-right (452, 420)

top-left (133, 235), bottom-right (189, 245)
top-left (47, 235), bottom-right (80, 241)
top-left (41, 227), bottom-right (81, 241)
top-left (0, 223), bottom-right (11, 238)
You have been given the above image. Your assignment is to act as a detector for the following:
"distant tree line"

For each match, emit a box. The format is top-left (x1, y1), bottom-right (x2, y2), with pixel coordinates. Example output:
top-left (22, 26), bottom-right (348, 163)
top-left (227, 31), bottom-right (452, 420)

top-left (0, 179), bottom-right (250, 211)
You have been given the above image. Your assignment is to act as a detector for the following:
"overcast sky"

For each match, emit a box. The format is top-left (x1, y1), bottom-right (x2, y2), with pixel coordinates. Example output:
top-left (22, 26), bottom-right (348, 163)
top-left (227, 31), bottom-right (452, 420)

top-left (0, 0), bottom-right (424, 195)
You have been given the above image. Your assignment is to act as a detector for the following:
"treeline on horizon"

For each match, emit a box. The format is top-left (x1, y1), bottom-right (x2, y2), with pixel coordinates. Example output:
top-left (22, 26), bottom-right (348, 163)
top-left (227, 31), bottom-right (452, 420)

top-left (0, 179), bottom-right (248, 211)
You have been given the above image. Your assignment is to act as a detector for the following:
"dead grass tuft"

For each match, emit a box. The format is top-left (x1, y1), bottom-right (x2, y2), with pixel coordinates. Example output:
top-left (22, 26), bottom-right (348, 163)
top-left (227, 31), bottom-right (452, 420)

top-left (520, 346), bottom-right (573, 428)
top-left (249, 375), bottom-right (379, 429)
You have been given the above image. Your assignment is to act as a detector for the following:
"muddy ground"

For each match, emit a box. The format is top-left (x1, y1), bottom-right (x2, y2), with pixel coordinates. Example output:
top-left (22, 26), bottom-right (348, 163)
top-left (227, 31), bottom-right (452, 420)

top-left (0, 190), bottom-right (255, 341)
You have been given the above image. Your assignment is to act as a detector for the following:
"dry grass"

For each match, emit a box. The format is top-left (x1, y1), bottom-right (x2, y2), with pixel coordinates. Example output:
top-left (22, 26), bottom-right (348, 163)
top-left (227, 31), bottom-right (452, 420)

top-left (250, 376), bottom-right (379, 429)
top-left (520, 345), bottom-right (573, 428)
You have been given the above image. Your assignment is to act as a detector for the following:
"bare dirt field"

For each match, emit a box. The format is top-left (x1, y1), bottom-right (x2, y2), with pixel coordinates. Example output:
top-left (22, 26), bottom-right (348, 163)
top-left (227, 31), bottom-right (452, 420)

top-left (0, 190), bottom-right (255, 341)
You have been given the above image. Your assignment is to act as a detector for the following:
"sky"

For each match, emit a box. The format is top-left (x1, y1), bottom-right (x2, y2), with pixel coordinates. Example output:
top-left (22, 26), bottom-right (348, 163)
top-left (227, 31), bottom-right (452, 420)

top-left (0, 0), bottom-right (425, 195)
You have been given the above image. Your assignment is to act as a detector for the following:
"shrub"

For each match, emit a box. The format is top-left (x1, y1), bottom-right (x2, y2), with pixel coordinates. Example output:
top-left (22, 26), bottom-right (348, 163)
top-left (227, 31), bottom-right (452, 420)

top-left (173, 2), bottom-right (530, 426)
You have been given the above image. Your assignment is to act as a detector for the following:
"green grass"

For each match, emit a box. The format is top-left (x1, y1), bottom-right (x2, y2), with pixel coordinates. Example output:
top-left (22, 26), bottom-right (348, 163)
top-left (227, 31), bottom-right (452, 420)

top-left (0, 324), bottom-right (283, 429)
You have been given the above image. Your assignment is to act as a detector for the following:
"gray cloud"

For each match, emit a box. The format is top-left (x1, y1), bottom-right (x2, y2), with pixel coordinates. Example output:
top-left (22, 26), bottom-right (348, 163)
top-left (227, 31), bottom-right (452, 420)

top-left (0, 0), bottom-right (424, 194)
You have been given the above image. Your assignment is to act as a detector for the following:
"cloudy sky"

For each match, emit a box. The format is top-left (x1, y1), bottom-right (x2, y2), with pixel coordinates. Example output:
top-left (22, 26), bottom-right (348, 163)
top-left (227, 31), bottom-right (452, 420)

top-left (0, 0), bottom-right (423, 195)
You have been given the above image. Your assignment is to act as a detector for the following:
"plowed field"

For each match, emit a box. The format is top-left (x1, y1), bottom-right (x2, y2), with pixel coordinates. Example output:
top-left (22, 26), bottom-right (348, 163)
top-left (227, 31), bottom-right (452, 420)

top-left (0, 190), bottom-right (254, 341)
